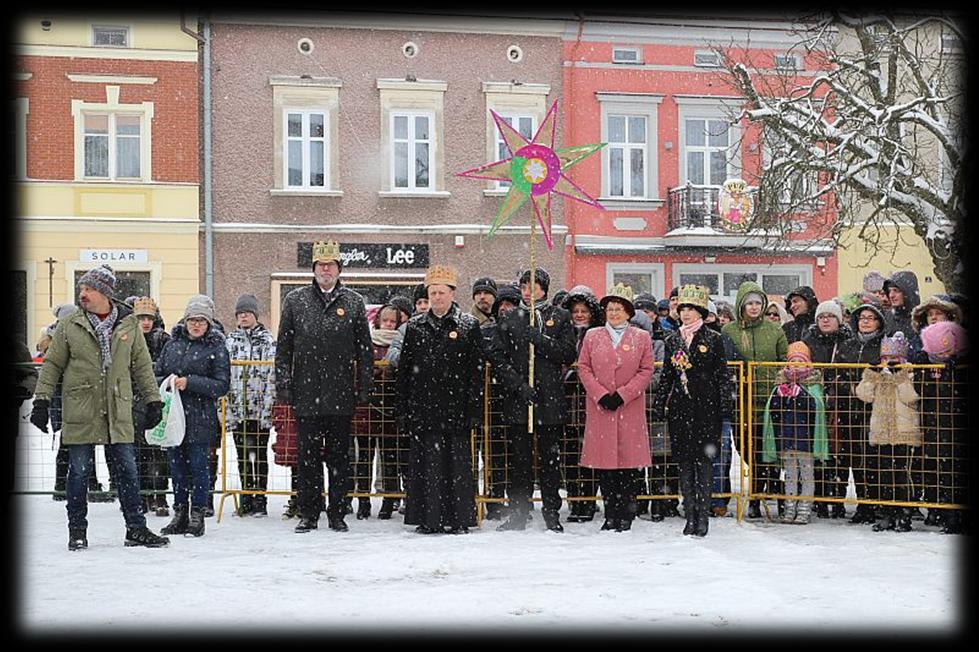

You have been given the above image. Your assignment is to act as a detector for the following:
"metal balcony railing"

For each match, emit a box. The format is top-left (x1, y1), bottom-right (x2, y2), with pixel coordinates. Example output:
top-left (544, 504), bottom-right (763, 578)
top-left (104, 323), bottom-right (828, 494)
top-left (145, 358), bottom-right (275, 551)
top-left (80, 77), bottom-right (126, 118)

top-left (667, 183), bottom-right (760, 232)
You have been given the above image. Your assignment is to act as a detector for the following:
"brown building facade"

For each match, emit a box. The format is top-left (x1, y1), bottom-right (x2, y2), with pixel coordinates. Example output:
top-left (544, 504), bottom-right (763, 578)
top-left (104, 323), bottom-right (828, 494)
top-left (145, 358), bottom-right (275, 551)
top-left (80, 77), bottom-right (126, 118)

top-left (208, 14), bottom-right (568, 331)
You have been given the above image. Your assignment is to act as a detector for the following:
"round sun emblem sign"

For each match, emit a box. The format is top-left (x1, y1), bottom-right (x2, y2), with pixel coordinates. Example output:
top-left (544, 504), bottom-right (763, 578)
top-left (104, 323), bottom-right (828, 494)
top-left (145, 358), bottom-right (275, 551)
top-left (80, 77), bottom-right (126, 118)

top-left (717, 178), bottom-right (753, 232)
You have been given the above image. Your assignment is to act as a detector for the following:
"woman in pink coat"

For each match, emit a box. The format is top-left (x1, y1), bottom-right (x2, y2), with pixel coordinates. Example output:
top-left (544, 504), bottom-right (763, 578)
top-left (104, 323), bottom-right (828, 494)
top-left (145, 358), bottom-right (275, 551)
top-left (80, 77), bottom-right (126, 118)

top-left (577, 284), bottom-right (655, 532)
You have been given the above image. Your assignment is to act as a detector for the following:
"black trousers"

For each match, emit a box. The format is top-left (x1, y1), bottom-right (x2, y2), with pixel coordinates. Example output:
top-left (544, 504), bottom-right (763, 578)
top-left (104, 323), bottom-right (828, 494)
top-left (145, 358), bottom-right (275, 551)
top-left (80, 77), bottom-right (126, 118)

top-left (233, 419), bottom-right (270, 493)
top-left (506, 423), bottom-right (563, 515)
top-left (872, 444), bottom-right (913, 504)
top-left (751, 421), bottom-right (783, 499)
top-left (562, 425), bottom-right (597, 505)
top-left (678, 453), bottom-right (713, 518)
top-left (297, 414), bottom-right (352, 521)
top-left (599, 469), bottom-right (640, 521)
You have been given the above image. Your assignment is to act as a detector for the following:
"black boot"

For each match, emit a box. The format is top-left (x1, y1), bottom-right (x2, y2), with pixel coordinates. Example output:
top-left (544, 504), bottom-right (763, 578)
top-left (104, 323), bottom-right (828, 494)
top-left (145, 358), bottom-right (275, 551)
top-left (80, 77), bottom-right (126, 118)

top-left (683, 510), bottom-right (696, 535)
top-left (815, 502), bottom-right (830, 519)
top-left (941, 511), bottom-right (963, 535)
top-left (185, 506), bottom-right (206, 537)
top-left (894, 508), bottom-right (913, 532)
top-left (161, 505), bottom-right (189, 535)
top-left (236, 494), bottom-right (254, 517)
top-left (294, 517), bottom-right (318, 533)
top-left (124, 526), bottom-right (170, 547)
top-left (872, 510), bottom-right (896, 532)
top-left (484, 502), bottom-right (504, 521)
top-left (600, 518), bottom-right (619, 531)
top-left (204, 493), bottom-right (215, 518)
top-left (283, 496), bottom-right (299, 520)
top-left (328, 515), bottom-right (349, 532)
top-left (68, 527), bottom-right (88, 551)
top-left (251, 494), bottom-right (268, 517)
top-left (924, 509), bottom-right (942, 527)
top-left (747, 500), bottom-right (762, 519)
top-left (153, 493), bottom-right (170, 517)
top-left (694, 509), bottom-right (709, 537)
top-left (831, 503), bottom-right (847, 519)
top-left (851, 504), bottom-right (876, 524)
top-left (579, 501), bottom-right (596, 522)
top-left (356, 498), bottom-right (371, 520)
top-left (497, 511), bottom-right (527, 531)
top-left (378, 498), bottom-right (396, 520)
top-left (566, 500), bottom-right (582, 523)
top-left (543, 510), bottom-right (564, 533)
top-left (648, 500), bottom-right (665, 522)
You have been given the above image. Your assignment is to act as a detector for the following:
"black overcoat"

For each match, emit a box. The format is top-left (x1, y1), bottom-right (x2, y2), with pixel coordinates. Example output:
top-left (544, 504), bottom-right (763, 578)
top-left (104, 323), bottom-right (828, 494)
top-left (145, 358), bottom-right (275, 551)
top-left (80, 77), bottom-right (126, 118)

top-left (490, 302), bottom-right (577, 425)
top-left (275, 280), bottom-right (373, 417)
top-left (656, 327), bottom-right (731, 461)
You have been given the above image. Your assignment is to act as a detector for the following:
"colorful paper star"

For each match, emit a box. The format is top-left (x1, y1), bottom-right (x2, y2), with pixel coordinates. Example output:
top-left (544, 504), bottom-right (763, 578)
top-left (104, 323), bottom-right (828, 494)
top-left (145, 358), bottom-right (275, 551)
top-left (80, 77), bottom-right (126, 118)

top-left (456, 100), bottom-right (605, 249)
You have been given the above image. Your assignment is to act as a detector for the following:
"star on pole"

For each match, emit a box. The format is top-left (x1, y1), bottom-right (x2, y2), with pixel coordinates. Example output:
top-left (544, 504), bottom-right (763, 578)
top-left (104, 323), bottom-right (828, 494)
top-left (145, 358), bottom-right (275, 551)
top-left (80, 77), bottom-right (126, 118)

top-left (455, 100), bottom-right (605, 249)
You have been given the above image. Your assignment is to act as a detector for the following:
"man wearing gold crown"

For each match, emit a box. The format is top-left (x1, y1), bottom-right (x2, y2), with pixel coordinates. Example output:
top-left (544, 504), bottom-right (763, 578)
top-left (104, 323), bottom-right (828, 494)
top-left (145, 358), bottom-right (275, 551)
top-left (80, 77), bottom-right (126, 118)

top-left (396, 265), bottom-right (482, 534)
top-left (491, 267), bottom-right (577, 532)
top-left (275, 240), bottom-right (373, 534)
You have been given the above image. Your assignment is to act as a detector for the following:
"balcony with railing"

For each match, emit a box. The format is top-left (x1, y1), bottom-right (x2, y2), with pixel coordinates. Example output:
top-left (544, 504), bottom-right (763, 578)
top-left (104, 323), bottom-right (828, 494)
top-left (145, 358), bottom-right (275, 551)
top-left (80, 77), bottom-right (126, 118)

top-left (665, 182), bottom-right (771, 248)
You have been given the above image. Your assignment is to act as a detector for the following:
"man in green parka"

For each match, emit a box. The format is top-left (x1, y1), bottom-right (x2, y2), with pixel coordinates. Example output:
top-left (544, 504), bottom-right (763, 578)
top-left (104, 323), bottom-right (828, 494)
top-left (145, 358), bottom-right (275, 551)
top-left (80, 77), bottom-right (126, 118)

top-left (31, 265), bottom-right (170, 550)
top-left (721, 281), bottom-right (789, 518)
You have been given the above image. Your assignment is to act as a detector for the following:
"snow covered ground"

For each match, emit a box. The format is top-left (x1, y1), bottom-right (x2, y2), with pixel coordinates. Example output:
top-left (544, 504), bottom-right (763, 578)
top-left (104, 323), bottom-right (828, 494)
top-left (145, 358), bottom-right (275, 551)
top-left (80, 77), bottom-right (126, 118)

top-left (12, 412), bottom-right (966, 636)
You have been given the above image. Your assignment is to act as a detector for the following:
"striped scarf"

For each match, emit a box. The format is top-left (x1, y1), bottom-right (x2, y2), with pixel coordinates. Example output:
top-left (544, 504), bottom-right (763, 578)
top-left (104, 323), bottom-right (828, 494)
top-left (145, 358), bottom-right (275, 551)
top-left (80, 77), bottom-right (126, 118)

top-left (86, 305), bottom-right (118, 370)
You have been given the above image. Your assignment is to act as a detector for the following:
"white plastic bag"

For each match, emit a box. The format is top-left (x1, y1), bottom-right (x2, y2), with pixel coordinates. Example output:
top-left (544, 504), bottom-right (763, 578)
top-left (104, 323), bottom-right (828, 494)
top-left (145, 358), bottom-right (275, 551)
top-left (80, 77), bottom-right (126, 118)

top-left (145, 376), bottom-right (185, 447)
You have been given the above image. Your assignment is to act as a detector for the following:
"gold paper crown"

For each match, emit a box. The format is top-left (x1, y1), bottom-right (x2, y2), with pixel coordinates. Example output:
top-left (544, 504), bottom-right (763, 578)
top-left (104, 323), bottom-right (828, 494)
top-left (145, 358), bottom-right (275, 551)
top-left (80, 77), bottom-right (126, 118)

top-left (604, 282), bottom-right (635, 306)
top-left (312, 240), bottom-right (342, 264)
top-left (424, 264), bottom-right (458, 288)
top-left (677, 284), bottom-right (710, 310)
top-left (722, 178), bottom-right (747, 193)
top-left (132, 297), bottom-right (158, 317)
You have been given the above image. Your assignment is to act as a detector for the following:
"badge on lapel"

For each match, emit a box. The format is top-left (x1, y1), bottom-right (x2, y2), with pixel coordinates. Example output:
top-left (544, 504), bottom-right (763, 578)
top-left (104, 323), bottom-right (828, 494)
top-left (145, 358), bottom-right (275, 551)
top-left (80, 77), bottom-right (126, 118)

top-left (622, 344), bottom-right (631, 351)
top-left (698, 344), bottom-right (708, 353)
top-left (545, 319), bottom-right (554, 327)
top-left (336, 308), bottom-right (346, 317)
top-left (121, 333), bottom-right (128, 341)
top-left (449, 331), bottom-right (458, 339)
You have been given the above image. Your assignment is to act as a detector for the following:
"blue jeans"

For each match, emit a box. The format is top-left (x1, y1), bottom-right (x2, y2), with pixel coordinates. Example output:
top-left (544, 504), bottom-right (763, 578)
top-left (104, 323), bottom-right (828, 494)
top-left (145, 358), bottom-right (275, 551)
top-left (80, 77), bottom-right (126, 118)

top-left (168, 441), bottom-right (211, 509)
top-left (712, 419), bottom-right (733, 509)
top-left (66, 443), bottom-right (145, 531)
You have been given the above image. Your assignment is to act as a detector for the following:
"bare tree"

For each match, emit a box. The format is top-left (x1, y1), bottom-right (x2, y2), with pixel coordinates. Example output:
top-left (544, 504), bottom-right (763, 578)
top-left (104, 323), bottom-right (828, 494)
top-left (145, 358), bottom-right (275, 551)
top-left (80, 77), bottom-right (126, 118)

top-left (720, 12), bottom-right (966, 292)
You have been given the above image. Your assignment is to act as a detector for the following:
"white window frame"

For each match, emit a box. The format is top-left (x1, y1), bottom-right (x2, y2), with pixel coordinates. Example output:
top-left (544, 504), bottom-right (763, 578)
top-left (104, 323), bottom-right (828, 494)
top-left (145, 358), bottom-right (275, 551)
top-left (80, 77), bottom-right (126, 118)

top-left (676, 97), bottom-right (743, 188)
top-left (612, 47), bottom-right (643, 65)
top-left (66, 260), bottom-right (161, 305)
top-left (91, 24), bottom-right (130, 48)
top-left (13, 98), bottom-right (28, 180)
top-left (694, 51), bottom-right (721, 68)
top-left (672, 262), bottom-right (811, 303)
top-left (598, 93), bottom-right (663, 209)
top-left (269, 76), bottom-right (342, 196)
top-left (773, 53), bottom-right (801, 71)
top-left (283, 109), bottom-right (329, 190)
top-left (80, 111), bottom-right (143, 180)
top-left (493, 112), bottom-right (537, 190)
top-left (390, 110), bottom-right (435, 192)
top-left (606, 262), bottom-right (665, 300)
top-left (71, 86), bottom-right (153, 183)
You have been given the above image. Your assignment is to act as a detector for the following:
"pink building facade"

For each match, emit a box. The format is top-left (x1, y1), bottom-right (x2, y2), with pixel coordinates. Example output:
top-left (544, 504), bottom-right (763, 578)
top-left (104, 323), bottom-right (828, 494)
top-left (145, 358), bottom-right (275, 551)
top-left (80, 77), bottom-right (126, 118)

top-left (560, 18), bottom-right (838, 305)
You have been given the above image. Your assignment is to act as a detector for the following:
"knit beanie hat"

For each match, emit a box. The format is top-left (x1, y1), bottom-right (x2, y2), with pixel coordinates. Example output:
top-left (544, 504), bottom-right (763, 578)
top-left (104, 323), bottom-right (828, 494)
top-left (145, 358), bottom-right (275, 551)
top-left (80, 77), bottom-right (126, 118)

top-left (551, 290), bottom-right (569, 308)
top-left (184, 294), bottom-right (215, 326)
top-left (921, 321), bottom-right (967, 358)
top-left (234, 293), bottom-right (259, 317)
top-left (412, 283), bottom-right (428, 303)
top-left (742, 291), bottom-right (766, 307)
top-left (787, 341), bottom-right (812, 363)
top-left (389, 295), bottom-right (413, 318)
top-left (656, 298), bottom-right (670, 312)
top-left (634, 292), bottom-right (658, 311)
top-left (862, 270), bottom-right (886, 293)
top-left (77, 264), bottom-right (117, 298)
top-left (133, 297), bottom-right (158, 318)
top-left (472, 277), bottom-right (498, 299)
top-left (707, 300), bottom-right (718, 317)
top-left (815, 299), bottom-right (843, 324)
top-left (669, 286), bottom-right (679, 299)
top-left (519, 268), bottom-right (550, 295)
top-left (568, 284), bottom-right (595, 298)
top-left (52, 303), bottom-right (77, 321)
top-left (880, 332), bottom-right (909, 361)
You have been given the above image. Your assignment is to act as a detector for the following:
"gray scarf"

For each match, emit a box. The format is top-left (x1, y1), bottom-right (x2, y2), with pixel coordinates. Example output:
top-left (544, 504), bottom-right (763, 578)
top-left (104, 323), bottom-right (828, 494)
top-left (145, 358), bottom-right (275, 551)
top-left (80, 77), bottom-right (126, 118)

top-left (605, 322), bottom-right (629, 348)
top-left (86, 305), bottom-right (118, 370)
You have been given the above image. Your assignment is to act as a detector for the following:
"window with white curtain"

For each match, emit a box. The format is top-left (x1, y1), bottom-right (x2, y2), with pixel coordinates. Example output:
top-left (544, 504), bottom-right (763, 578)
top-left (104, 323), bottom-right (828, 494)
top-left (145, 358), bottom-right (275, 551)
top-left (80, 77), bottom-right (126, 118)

top-left (284, 110), bottom-right (328, 189)
top-left (391, 111), bottom-right (433, 191)
top-left (83, 112), bottom-right (141, 179)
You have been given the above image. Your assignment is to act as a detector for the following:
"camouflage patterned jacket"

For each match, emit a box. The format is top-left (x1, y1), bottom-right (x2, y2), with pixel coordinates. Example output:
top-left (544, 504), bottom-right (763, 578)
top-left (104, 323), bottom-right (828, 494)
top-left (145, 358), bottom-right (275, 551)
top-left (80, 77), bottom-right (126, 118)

top-left (225, 324), bottom-right (276, 430)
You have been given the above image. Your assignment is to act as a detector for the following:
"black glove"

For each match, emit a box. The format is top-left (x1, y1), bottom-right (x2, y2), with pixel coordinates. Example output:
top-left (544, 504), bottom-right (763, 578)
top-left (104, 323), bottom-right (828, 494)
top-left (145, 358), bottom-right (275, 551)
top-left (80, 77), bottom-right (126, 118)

top-left (598, 392), bottom-right (624, 411)
top-left (30, 399), bottom-right (50, 432)
top-left (650, 404), bottom-right (665, 422)
top-left (528, 328), bottom-right (546, 346)
top-left (516, 384), bottom-right (537, 405)
top-left (276, 387), bottom-right (293, 405)
top-left (144, 401), bottom-right (164, 429)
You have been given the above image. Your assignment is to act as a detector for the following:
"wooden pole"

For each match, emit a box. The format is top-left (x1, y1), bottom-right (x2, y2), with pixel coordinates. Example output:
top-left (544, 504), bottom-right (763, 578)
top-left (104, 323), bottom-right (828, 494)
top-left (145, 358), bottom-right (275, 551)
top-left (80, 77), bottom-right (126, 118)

top-left (528, 218), bottom-right (535, 434)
